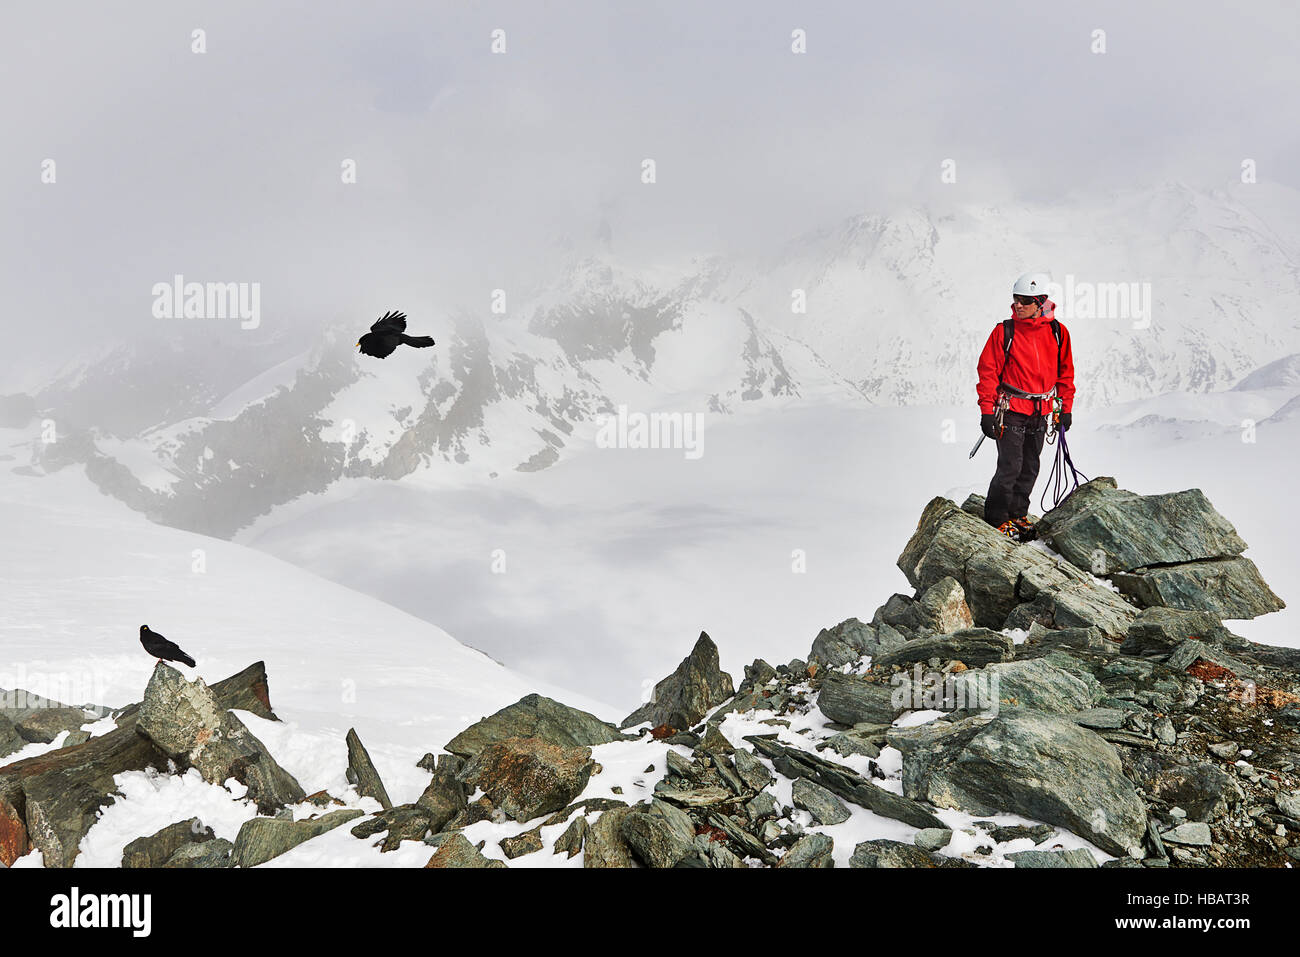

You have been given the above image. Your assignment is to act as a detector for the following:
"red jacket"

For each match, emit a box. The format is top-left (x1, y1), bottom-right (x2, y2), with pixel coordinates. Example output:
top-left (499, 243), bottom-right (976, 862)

top-left (976, 300), bottom-right (1075, 417)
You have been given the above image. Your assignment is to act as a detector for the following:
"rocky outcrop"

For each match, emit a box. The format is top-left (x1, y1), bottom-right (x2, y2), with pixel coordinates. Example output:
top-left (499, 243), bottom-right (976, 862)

top-left (445, 693), bottom-right (628, 759)
top-left (456, 736), bottom-right (596, 823)
top-left (621, 631), bottom-right (735, 731)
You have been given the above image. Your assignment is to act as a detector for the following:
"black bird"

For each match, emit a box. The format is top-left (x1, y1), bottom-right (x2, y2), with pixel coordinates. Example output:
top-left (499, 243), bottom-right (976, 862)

top-left (356, 310), bottom-right (436, 359)
top-left (140, 625), bottom-right (196, 668)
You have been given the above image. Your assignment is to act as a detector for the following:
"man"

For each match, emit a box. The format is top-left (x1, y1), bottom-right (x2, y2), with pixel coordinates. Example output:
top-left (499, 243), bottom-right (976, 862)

top-left (976, 271), bottom-right (1075, 540)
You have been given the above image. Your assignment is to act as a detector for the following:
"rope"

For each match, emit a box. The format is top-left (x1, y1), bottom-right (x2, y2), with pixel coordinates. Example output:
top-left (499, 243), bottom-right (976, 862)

top-left (1039, 426), bottom-right (1090, 513)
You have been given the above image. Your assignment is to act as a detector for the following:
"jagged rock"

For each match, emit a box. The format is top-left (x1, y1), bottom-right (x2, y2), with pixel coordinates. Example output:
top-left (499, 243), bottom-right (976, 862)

top-left (871, 594), bottom-right (932, 638)
top-left (745, 791), bottom-right (778, 820)
top-left (620, 631), bottom-right (735, 731)
top-left (500, 825), bottom-right (545, 859)
top-left (732, 748), bottom-right (772, 793)
top-left (819, 730), bottom-right (882, 760)
top-left (707, 810), bottom-right (775, 864)
top-left (988, 823), bottom-right (1055, 844)
top-left (164, 838), bottom-right (233, 868)
top-left (738, 659), bottom-right (779, 693)
top-left (745, 735), bottom-right (945, 830)
top-left (415, 767), bottom-right (467, 832)
top-left (688, 833), bottom-right (744, 868)
top-left (1072, 708), bottom-right (1130, 730)
top-left (1160, 821), bottom-right (1212, 846)
top-left (350, 805), bottom-right (434, 851)
top-left (899, 496), bottom-right (1140, 638)
top-left (886, 712), bottom-right (1147, 858)
top-left (122, 818), bottom-right (214, 868)
top-left (457, 736), bottom-right (595, 823)
top-left (918, 577), bottom-right (975, 634)
top-left (0, 715), bottom-right (23, 760)
top-left (914, 828), bottom-right (952, 851)
top-left (0, 662), bottom-right (275, 867)
top-left (874, 629), bottom-right (1016, 670)
top-left (791, 777), bottom-right (850, 825)
top-left (1146, 763), bottom-right (1243, 822)
top-left (817, 671), bottom-right (905, 726)
top-left (231, 808), bottom-right (363, 867)
top-left (1121, 607), bottom-right (1247, 657)
top-left (849, 839), bottom-right (973, 868)
top-left (809, 618), bottom-right (906, 669)
top-left (416, 752), bottom-right (438, 772)
top-left (554, 814), bottom-right (587, 858)
top-left (541, 797), bottom-right (629, 826)
top-left (136, 664), bottom-right (305, 814)
top-left (444, 693), bottom-right (628, 759)
top-left (1112, 558), bottom-right (1284, 619)
top-left (776, 832), bottom-right (834, 868)
top-left (1021, 622), bottom-right (1113, 653)
top-left (443, 795), bottom-right (495, 831)
top-left (1166, 639), bottom-right (1254, 678)
top-left (697, 722), bottom-right (734, 755)
top-left (425, 831), bottom-right (507, 868)
top-left (952, 658), bottom-right (1101, 715)
top-left (653, 782), bottom-right (733, 808)
top-left (63, 730), bottom-right (92, 748)
top-left (344, 728), bottom-right (392, 810)
top-left (1008, 848), bottom-right (1097, 868)
top-left (14, 707), bottom-right (90, 745)
top-left (584, 806), bottom-right (638, 868)
top-left (0, 797), bottom-right (29, 866)
top-left (621, 799), bottom-right (697, 867)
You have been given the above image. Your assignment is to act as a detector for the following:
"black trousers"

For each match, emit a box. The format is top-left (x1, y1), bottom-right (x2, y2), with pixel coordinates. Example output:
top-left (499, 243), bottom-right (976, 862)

top-left (984, 411), bottom-right (1046, 527)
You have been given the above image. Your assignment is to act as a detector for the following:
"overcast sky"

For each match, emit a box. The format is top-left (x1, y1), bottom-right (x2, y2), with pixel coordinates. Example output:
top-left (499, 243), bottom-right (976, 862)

top-left (3, 0), bottom-right (1298, 382)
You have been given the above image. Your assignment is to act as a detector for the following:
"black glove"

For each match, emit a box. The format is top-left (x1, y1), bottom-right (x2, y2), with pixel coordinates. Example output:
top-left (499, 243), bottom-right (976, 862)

top-left (1059, 412), bottom-right (1072, 432)
top-left (981, 414), bottom-right (998, 439)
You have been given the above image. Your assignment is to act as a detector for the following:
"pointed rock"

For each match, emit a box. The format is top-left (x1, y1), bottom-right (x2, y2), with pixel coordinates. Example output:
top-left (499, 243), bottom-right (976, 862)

top-left (345, 728), bottom-right (392, 810)
top-left (621, 631), bottom-right (735, 731)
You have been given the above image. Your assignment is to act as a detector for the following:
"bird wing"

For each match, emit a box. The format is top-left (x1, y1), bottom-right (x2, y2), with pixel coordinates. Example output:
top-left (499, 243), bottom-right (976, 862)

top-left (371, 310), bottom-right (407, 333)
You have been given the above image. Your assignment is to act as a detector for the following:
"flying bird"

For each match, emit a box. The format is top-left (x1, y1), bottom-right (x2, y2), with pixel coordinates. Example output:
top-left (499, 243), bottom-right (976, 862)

top-left (356, 310), bottom-right (436, 359)
top-left (139, 625), bottom-right (196, 668)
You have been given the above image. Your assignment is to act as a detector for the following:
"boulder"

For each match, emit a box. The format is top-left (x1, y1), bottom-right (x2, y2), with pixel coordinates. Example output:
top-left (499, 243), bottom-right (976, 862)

top-left (809, 618), bottom-right (905, 669)
top-left (873, 629), bottom-right (1016, 670)
top-left (122, 818), bottom-right (215, 868)
top-left (620, 799), bottom-right (698, 867)
top-left (583, 806), bottom-right (638, 868)
top-left (456, 736), bottom-right (595, 823)
top-left (0, 796), bottom-right (29, 866)
top-left (791, 777), bottom-right (850, 825)
top-left (776, 832), bottom-right (834, 868)
top-left (445, 693), bottom-right (627, 759)
top-left (500, 826), bottom-right (545, 859)
top-left (350, 805), bottom-right (434, 851)
top-left (951, 658), bottom-right (1101, 715)
top-left (1007, 848), bottom-right (1097, 868)
top-left (1120, 607), bottom-right (1247, 658)
top-left (849, 839), bottom-right (972, 868)
top-left (135, 664), bottom-right (305, 813)
top-left (14, 707), bottom-right (90, 745)
top-left (231, 808), bottom-right (364, 867)
top-left (425, 831), bottom-right (507, 868)
top-left (0, 716), bottom-right (23, 761)
top-left (917, 577), bottom-right (975, 634)
top-left (344, 728), bottom-right (392, 810)
top-left (886, 712), bottom-right (1147, 858)
top-left (164, 838), bottom-right (233, 868)
top-left (620, 631), bottom-right (735, 731)
top-left (1145, 763), bottom-right (1243, 822)
top-left (1111, 558), bottom-right (1284, 619)
top-left (415, 768), bottom-right (467, 832)
top-left (817, 671), bottom-right (905, 726)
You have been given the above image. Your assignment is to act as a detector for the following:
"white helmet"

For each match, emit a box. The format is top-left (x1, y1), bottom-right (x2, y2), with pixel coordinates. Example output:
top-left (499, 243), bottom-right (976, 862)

top-left (1013, 271), bottom-right (1052, 298)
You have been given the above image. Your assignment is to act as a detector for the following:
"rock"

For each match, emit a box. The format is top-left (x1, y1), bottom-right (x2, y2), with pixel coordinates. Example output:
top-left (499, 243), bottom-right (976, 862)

top-left (122, 818), bottom-right (214, 868)
top-left (886, 712), bottom-right (1147, 858)
top-left (791, 777), bottom-right (850, 825)
top-left (231, 808), bottom-right (364, 867)
top-left (444, 693), bottom-right (628, 759)
top-left (689, 833), bottom-right (744, 868)
top-left (776, 832), bottom-right (834, 868)
top-left (1072, 708), bottom-right (1131, 730)
top-left (1160, 821), bottom-right (1212, 846)
top-left (1147, 763), bottom-right (1243, 822)
top-left (653, 782), bottom-right (734, 808)
top-left (914, 828), bottom-right (952, 851)
top-left (952, 658), bottom-right (1101, 715)
top-left (344, 728), bottom-right (392, 810)
top-left (620, 631), bottom-right (735, 731)
top-left (697, 722), bottom-right (734, 755)
top-left (819, 731), bottom-right (882, 760)
top-left (874, 629), bottom-right (1016, 670)
top-left (0, 661), bottom-right (276, 867)
top-left (63, 730), bottom-right (92, 748)
top-left (541, 797), bottom-right (628, 826)
top-left (0, 797), bottom-right (29, 866)
top-left (1007, 848), bottom-right (1098, 868)
top-left (0, 715), bottom-right (23, 760)
top-left (621, 799), bottom-right (697, 867)
top-left (986, 823), bottom-right (1055, 844)
top-left (917, 577), bottom-right (975, 634)
top-left (136, 664), bottom-right (305, 814)
top-left (1021, 622), bottom-right (1113, 653)
top-left (738, 659), bottom-right (779, 693)
top-left (1121, 607), bottom-right (1247, 657)
top-left (1276, 791), bottom-right (1300, 820)
top-left (745, 735), bottom-right (946, 830)
top-left (164, 838), bottom-right (233, 868)
top-left (1153, 716), bottom-right (1177, 745)
top-left (1166, 639), bottom-right (1253, 679)
top-left (554, 814), bottom-right (587, 858)
top-left (500, 826), bottom-right (545, 859)
top-left (849, 839), bottom-right (973, 868)
top-left (732, 748), bottom-right (773, 793)
top-left (584, 806), bottom-right (638, 868)
top-left (14, 708), bottom-right (90, 745)
top-left (745, 791), bottom-right (778, 820)
top-left (871, 594), bottom-right (932, 638)
top-left (350, 805), bottom-right (434, 851)
top-left (424, 832), bottom-right (507, 868)
top-left (809, 618), bottom-right (906, 669)
top-left (707, 811), bottom-right (775, 864)
top-left (1112, 558), bottom-right (1283, 620)
top-left (817, 671), bottom-right (905, 726)
top-left (415, 768), bottom-right (468, 832)
top-left (457, 736), bottom-right (595, 823)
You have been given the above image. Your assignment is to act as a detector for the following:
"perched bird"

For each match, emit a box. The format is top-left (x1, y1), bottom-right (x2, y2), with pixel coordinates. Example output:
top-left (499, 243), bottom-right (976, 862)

top-left (356, 310), bottom-right (436, 359)
top-left (139, 625), bottom-right (196, 668)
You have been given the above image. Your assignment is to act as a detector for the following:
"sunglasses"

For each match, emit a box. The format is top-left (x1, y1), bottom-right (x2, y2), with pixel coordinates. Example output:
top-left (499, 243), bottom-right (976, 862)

top-left (1013, 294), bottom-right (1041, 306)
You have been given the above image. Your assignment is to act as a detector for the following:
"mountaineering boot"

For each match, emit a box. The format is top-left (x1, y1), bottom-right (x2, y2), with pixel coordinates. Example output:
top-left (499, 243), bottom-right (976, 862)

top-left (1010, 516), bottom-right (1037, 541)
top-left (995, 519), bottom-right (1022, 541)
